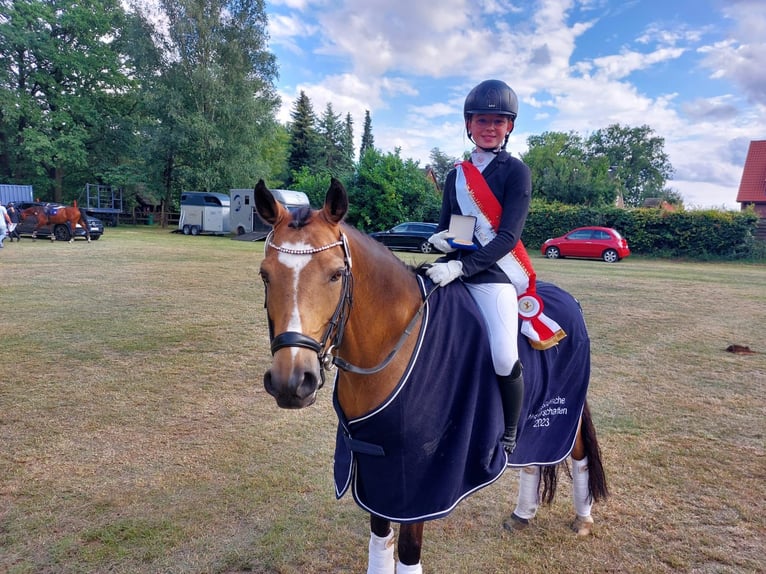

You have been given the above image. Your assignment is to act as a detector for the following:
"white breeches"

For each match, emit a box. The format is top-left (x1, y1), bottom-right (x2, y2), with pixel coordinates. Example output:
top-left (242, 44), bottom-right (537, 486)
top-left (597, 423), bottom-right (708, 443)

top-left (465, 282), bottom-right (519, 376)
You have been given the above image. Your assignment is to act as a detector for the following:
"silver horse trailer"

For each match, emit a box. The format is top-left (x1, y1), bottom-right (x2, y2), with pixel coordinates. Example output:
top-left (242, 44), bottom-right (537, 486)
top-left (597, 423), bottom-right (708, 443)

top-left (178, 192), bottom-right (231, 235)
top-left (229, 188), bottom-right (310, 239)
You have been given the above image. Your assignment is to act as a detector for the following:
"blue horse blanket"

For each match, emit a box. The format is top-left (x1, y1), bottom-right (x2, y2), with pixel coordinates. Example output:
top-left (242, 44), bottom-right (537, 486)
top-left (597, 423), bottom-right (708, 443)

top-left (508, 281), bottom-right (590, 468)
top-left (333, 277), bottom-right (590, 523)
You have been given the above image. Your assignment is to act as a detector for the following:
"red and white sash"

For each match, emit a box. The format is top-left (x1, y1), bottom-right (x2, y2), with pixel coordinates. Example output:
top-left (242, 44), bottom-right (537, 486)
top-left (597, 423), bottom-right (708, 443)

top-left (456, 161), bottom-right (566, 350)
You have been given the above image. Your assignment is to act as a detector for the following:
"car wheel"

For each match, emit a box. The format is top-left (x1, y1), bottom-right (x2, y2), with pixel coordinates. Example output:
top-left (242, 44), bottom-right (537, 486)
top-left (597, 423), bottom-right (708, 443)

top-left (54, 224), bottom-right (71, 242)
top-left (182, 225), bottom-right (191, 235)
top-left (419, 240), bottom-right (434, 254)
top-left (90, 234), bottom-right (101, 240)
top-left (544, 246), bottom-right (560, 259)
top-left (190, 225), bottom-right (200, 236)
top-left (602, 249), bottom-right (619, 263)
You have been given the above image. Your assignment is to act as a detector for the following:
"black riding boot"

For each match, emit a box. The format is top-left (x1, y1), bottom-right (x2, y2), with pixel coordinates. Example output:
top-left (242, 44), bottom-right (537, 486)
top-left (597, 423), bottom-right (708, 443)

top-left (498, 360), bottom-right (524, 455)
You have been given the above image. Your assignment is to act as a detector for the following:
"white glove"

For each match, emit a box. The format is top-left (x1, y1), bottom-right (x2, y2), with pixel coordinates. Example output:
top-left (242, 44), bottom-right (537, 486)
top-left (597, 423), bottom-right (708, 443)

top-left (428, 230), bottom-right (456, 253)
top-left (426, 260), bottom-right (464, 286)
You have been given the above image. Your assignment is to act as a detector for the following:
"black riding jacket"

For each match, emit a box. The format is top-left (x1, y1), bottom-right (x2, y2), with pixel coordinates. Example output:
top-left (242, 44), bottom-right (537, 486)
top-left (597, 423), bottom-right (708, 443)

top-left (436, 151), bottom-right (531, 284)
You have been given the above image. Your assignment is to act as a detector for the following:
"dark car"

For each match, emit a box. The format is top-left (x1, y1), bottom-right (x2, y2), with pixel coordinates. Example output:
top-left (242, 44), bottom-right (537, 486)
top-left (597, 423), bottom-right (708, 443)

top-left (369, 222), bottom-right (440, 254)
top-left (541, 226), bottom-right (630, 263)
top-left (13, 201), bottom-right (104, 241)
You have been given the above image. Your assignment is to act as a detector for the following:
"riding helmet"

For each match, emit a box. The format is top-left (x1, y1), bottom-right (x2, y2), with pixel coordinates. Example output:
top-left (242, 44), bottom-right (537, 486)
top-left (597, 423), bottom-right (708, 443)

top-left (463, 79), bottom-right (519, 121)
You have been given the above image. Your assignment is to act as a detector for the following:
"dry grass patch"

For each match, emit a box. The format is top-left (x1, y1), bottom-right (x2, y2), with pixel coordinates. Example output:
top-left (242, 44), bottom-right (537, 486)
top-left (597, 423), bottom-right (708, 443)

top-left (1, 229), bottom-right (764, 573)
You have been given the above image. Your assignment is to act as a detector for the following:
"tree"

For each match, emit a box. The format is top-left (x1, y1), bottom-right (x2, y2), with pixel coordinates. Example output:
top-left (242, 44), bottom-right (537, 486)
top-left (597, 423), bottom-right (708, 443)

top-left (287, 91), bottom-right (320, 181)
top-left (316, 102), bottom-right (353, 178)
top-left (428, 148), bottom-right (460, 190)
top-left (349, 147), bottom-right (440, 231)
top-left (359, 110), bottom-right (374, 158)
top-left (522, 132), bottom-right (615, 206)
top-left (147, 0), bottom-right (280, 204)
top-left (586, 124), bottom-right (674, 207)
top-left (90, 11), bottom-right (164, 196)
top-left (342, 112), bottom-right (355, 170)
top-left (0, 0), bottom-right (137, 201)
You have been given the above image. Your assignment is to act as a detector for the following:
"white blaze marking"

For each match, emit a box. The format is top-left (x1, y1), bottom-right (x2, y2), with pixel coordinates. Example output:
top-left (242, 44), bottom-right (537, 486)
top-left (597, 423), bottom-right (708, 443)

top-left (277, 241), bottom-right (313, 359)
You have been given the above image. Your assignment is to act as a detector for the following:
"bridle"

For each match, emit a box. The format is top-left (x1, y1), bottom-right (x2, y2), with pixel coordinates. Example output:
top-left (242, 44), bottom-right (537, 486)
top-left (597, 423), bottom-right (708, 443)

top-left (263, 230), bottom-right (429, 387)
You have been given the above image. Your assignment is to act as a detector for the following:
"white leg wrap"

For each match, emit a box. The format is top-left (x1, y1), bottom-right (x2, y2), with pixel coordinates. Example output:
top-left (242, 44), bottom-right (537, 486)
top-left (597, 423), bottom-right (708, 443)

top-left (396, 560), bottom-right (423, 574)
top-left (513, 466), bottom-right (540, 520)
top-left (572, 456), bottom-right (592, 518)
top-left (367, 529), bottom-right (395, 574)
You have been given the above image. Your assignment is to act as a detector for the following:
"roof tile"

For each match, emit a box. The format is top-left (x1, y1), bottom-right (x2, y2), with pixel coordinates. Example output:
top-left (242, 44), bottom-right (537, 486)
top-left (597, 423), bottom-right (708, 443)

top-left (737, 140), bottom-right (766, 203)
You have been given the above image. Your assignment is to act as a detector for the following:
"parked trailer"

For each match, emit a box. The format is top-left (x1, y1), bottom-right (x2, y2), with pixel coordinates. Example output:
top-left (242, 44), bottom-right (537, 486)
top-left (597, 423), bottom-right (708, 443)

top-left (230, 188), bottom-right (310, 239)
top-left (0, 184), bottom-right (33, 206)
top-left (178, 192), bottom-right (231, 235)
top-left (83, 183), bottom-right (123, 227)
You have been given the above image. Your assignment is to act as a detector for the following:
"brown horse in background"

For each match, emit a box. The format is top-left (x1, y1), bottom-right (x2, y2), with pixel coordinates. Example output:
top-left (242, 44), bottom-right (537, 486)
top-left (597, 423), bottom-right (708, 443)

top-left (20, 204), bottom-right (91, 242)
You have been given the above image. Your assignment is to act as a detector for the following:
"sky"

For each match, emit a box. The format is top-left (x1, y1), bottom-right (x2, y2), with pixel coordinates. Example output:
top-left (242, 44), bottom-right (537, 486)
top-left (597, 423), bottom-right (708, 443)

top-left (265, 0), bottom-right (766, 210)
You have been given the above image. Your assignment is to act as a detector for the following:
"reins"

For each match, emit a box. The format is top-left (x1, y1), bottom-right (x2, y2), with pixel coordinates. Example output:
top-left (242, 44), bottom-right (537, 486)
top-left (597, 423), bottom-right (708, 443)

top-left (263, 230), bottom-right (435, 384)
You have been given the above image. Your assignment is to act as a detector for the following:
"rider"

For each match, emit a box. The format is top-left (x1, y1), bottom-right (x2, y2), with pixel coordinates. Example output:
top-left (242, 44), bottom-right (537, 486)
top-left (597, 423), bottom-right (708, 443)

top-left (6, 203), bottom-right (21, 242)
top-left (425, 79), bottom-right (530, 456)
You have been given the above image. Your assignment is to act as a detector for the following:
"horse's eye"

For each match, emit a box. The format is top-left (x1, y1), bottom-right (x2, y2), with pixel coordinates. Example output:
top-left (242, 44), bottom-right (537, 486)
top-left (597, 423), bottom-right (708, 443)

top-left (330, 269), bottom-right (344, 283)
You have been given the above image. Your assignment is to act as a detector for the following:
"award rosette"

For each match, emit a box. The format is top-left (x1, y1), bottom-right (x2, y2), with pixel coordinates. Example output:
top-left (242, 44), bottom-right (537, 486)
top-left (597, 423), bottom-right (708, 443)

top-left (518, 292), bottom-right (566, 350)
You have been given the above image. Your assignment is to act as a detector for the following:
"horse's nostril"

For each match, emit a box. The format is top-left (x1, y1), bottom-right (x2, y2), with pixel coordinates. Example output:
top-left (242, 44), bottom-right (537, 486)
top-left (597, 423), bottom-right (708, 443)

top-left (294, 371), bottom-right (318, 400)
top-left (263, 371), bottom-right (276, 397)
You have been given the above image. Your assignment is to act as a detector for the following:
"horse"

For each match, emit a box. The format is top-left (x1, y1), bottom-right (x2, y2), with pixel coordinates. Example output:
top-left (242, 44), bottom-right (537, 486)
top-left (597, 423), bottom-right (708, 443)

top-left (20, 204), bottom-right (91, 242)
top-left (255, 178), bottom-right (608, 573)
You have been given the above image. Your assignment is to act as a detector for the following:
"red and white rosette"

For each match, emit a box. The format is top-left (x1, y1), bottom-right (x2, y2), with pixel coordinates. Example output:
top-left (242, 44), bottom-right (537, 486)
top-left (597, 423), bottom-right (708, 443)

top-left (518, 291), bottom-right (566, 351)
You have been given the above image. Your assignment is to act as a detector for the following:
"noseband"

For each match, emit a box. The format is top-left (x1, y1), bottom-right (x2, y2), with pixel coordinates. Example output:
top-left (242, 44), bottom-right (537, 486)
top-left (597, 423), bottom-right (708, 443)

top-left (264, 230), bottom-right (428, 386)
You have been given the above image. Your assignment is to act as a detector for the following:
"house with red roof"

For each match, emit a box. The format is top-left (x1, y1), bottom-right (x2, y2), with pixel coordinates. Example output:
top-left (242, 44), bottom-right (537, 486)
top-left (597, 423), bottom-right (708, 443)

top-left (736, 140), bottom-right (766, 218)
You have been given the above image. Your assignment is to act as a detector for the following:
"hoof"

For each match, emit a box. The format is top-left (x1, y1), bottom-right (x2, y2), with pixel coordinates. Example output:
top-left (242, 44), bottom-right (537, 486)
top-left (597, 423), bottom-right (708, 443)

top-left (502, 512), bottom-right (530, 533)
top-left (571, 515), bottom-right (594, 537)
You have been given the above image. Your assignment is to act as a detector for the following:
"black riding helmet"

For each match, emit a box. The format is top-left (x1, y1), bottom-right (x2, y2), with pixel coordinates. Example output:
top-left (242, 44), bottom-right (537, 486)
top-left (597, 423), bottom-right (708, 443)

top-left (464, 79), bottom-right (518, 150)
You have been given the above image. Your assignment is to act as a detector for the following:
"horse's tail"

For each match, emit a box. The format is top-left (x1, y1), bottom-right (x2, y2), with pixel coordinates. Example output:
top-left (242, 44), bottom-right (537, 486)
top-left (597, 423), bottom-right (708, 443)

top-left (540, 465), bottom-right (558, 505)
top-left (580, 400), bottom-right (609, 501)
top-left (540, 400), bottom-right (608, 505)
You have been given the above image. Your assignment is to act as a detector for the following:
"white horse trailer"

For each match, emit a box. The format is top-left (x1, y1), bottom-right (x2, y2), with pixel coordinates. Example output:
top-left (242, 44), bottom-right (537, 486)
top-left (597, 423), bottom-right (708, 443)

top-left (230, 188), bottom-right (310, 238)
top-left (178, 192), bottom-right (231, 235)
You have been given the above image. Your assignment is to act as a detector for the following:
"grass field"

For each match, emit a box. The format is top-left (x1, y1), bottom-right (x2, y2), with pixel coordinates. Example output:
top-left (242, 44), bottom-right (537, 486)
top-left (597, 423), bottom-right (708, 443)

top-left (1, 227), bottom-right (764, 574)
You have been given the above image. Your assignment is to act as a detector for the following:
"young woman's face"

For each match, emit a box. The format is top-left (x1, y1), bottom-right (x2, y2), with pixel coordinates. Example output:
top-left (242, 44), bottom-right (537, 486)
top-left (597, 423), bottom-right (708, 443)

top-left (467, 114), bottom-right (513, 149)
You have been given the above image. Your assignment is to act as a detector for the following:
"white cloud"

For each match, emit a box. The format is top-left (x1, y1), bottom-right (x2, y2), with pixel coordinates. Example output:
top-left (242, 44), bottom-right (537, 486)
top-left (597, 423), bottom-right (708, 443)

top-left (672, 180), bottom-right (741, 211)
top-left (268, 0), bottom-right (766, 209)
top-left (589, 47), bottom-right (686, 80)
top-left (698, 2), bottom-right (766, 106)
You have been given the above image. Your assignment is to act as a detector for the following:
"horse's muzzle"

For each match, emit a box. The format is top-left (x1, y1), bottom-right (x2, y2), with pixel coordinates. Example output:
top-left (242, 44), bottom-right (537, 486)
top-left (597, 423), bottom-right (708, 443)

top-left (263, 361), bottom-right (320, 409)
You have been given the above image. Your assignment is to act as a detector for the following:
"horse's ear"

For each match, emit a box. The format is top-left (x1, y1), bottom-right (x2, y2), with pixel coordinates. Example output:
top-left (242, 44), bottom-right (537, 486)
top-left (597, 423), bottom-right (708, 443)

top-left (254, 179), bottom-right (286, 225)
top-left (323, 178), bottom-right (348, 224)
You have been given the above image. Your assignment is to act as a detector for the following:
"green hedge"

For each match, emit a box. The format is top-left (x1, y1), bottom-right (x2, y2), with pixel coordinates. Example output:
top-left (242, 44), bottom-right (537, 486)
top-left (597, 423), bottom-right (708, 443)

top-left (524, 202), bottom-right (760, 259)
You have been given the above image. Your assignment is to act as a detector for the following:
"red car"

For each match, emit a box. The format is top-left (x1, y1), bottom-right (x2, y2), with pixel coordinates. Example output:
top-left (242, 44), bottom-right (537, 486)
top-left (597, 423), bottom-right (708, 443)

top-left (541, 226), bottom-right (630, 263)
